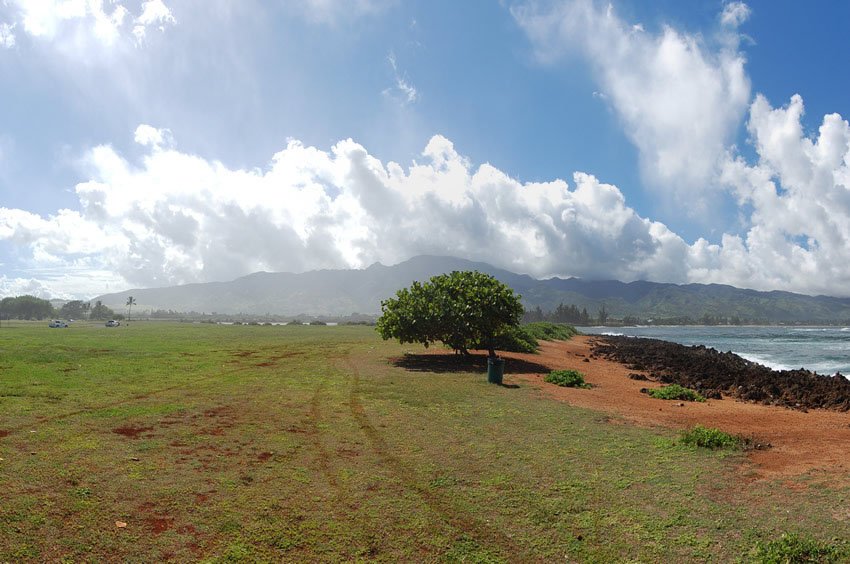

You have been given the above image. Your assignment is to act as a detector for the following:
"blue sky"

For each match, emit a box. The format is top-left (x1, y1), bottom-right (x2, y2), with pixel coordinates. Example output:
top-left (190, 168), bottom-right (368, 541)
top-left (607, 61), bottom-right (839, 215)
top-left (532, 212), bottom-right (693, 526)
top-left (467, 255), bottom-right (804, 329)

top-left (2, 0), bottom-right (850, 299)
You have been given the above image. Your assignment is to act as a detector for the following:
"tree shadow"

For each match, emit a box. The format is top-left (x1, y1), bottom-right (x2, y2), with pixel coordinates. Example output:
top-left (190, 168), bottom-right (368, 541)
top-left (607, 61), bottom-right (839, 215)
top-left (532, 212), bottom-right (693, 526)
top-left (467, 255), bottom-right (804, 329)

top-left (391, 353), bottom-right (551, 375)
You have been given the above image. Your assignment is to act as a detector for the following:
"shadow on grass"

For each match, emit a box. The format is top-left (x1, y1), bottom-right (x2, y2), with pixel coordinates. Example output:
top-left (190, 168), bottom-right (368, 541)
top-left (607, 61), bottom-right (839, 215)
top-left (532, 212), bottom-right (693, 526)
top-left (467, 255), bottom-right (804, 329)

top-left (391, 353), bottom-right (550, 376)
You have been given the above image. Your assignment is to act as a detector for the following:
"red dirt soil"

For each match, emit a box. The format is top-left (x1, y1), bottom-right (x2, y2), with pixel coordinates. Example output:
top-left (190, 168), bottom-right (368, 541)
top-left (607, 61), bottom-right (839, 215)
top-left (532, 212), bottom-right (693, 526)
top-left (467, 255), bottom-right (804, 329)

top-left (497, 336), bottom-right (850, 481)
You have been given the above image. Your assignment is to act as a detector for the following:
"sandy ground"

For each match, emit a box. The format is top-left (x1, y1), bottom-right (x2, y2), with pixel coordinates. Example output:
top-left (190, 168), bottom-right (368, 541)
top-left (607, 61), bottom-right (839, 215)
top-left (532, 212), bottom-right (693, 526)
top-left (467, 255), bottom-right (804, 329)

top-left (500, 336), bottom-right (850, 481)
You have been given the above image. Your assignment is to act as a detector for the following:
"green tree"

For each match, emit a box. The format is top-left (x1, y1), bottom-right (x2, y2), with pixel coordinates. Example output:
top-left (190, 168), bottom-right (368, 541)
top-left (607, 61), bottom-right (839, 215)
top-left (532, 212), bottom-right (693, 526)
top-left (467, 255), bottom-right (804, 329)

top-left (59, 300), bottom-right (87, 320)
top-left (597, 302), bottom-right (609, 325)
top-left (90, 300), bottom-right (115, 320)
top-left (0, 295), bottom-right (54, 320)
top-left (126, 296), bottom-right (136, 323)
top-left (376, 270), bottom-right (523, 357)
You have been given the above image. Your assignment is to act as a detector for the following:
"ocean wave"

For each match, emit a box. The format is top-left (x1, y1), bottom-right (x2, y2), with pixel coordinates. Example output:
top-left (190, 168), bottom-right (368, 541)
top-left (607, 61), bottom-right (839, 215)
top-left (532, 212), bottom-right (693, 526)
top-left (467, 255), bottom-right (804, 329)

top-left (734, 352), bottom-right (792, 371)
top-left (601, 331), bottom-right (625, 337)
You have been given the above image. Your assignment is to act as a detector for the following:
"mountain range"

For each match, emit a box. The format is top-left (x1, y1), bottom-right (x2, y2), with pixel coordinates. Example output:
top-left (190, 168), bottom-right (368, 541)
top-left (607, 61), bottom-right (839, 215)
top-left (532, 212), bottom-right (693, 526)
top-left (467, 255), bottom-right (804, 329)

top-left (94, 255), bottom-right (850, 323)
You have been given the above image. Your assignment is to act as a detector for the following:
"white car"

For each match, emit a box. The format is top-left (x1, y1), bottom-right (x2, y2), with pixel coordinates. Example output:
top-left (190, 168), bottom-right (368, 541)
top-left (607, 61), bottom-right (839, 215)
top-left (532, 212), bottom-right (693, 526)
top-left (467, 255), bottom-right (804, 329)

top-left (106, 320), bottom-right (121, 327)
top-left (49, 320), bottom-right (69, 328)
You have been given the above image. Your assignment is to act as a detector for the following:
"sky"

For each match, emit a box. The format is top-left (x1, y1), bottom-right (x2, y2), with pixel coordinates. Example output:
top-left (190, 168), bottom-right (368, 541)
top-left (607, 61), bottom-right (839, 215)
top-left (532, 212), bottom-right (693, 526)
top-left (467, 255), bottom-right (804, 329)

top-left (2, 0), bottom-right (850, 299)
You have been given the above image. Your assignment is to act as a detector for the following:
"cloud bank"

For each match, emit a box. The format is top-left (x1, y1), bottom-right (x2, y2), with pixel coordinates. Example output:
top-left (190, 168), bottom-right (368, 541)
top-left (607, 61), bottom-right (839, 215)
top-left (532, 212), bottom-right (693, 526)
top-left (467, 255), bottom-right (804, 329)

top-left (0, 126), bottom-right (692, 296)
top-left (3, 97), bottom-right (850, 300)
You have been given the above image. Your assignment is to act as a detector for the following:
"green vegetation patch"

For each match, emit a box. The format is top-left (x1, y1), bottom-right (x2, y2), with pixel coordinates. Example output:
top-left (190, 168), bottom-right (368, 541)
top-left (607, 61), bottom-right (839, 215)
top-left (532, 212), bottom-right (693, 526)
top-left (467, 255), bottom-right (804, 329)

top-left (748, 533), bottom-right (850, 563)
top-left (522, 322), bottom-right (579, 342)
top-left (489, 322), bottom-right (579, 354)
top-left (647, 384), bottom-right (705, 402)
top-left (680, 425), bottom-right (740, 450)
top-left (544, 369), bottom-right (591, 388)
top-left (488, 325), bottom-right (539, 353)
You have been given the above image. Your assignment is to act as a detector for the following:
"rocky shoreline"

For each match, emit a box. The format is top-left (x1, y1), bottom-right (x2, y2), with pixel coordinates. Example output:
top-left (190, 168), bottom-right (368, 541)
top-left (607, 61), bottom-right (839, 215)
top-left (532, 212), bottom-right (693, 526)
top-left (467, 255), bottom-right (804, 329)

top-left (591, 335), bottom-right (850, 412)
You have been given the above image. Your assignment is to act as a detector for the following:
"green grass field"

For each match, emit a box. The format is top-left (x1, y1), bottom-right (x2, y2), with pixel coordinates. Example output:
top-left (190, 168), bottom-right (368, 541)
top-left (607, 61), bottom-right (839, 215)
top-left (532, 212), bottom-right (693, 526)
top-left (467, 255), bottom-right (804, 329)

top-left (1, 322), bottom-right (849, 562)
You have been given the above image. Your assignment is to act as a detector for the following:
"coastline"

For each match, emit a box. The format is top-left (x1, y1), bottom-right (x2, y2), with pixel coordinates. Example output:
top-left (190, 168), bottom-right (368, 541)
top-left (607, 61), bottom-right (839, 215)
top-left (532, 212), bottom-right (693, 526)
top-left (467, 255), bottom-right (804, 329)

top-left (578, 325), bottom-right (850, 375)
top-left (496, 336), bottom-right (850, 481)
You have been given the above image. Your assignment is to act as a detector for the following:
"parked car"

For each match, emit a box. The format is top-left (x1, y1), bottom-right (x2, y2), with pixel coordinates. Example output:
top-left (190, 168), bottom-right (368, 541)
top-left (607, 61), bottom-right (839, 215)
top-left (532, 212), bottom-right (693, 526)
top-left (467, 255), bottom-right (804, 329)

top-left (49, 320), bottom-right (69, 328)
top-left (105, 320), bottom-right (120, 327)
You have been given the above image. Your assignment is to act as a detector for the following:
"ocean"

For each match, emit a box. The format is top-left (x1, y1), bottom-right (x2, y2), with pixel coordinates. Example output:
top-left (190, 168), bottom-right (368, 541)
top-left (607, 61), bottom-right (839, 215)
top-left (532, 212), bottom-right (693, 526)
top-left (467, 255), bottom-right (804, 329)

top-left (577, 326), bottom-right (850, 376)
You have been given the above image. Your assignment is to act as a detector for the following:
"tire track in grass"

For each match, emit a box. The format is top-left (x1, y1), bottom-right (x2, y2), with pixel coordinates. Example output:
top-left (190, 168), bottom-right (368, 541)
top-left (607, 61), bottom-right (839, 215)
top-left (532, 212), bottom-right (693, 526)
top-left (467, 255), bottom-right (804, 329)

top-left (343, 354), bottom-right (528, 561)
top-left (304, 378), bottom-right (339, 491)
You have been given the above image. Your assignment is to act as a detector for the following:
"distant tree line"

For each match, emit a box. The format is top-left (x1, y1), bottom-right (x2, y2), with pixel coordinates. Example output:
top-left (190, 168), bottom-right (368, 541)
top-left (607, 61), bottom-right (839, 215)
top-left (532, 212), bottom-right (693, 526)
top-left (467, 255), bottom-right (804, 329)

top-left (0, 295), bottom-right (55, 320)
top-left (0, 295), bottom-right (119, 321)
top-left (522, 302), bottom-right (809, 326)
top-left (523, 303), bottom-right (595, 325)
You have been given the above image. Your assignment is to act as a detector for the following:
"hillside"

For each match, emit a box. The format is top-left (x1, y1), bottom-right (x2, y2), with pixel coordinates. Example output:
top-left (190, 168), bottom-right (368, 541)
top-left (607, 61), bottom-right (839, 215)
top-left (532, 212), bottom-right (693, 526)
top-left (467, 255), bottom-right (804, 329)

top-left (93, 255), bottom-right (850, 322)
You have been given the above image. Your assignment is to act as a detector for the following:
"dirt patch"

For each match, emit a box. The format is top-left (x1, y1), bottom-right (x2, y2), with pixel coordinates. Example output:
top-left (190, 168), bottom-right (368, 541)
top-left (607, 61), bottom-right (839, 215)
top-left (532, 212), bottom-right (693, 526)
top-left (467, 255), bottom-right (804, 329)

top-left (202, 406), bottom-right (232, 418)
top-left (257, 452), bottom-right (273, 461)
top-left (255, 361), bottom-right (276, 367)
top-left (0, 430), bottom-right (9, 438)
top-left (461, 337), bottom-right (850, 480)
top-left (59, 367), bottom-right (78, 373)
top-left (230, 350), bottom-right (257, 358)
top-left (112, 425), bottom-right (154, 439)
top-left (145, 516), bottom-right (174, 534)
top-left (592, 336), bottom-right (850, 411)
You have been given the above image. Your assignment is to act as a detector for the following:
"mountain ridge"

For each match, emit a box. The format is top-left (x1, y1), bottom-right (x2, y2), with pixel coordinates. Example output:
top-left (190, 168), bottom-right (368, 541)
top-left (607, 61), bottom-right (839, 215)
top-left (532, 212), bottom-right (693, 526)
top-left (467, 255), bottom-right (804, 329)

top-left (93, 255), bottom-right (850, 322)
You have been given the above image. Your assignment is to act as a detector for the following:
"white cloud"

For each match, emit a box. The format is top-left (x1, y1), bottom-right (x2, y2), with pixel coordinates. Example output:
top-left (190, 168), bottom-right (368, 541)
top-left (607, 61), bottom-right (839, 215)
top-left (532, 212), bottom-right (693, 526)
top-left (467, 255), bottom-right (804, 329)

top-left (696, 94), bottom-right (850, 296)
top-left (513, 0), bottom-right (751, 211)
top-left (0, 22), bottom-right (15, 48)
top-left (4, 0), bottom-right (174, 51)
top-left (384, 51), bottom-right (418, 104)
top-left (720, 2), bottom-right (751, 28)
top-left (133, 124), bottom-right (172, 148)
top-left (0, 128), bottom-right (694, 297)
top-left (4, 118), bottom-right (850, 299)
top-left (133, 0), bottom-right (175, 42)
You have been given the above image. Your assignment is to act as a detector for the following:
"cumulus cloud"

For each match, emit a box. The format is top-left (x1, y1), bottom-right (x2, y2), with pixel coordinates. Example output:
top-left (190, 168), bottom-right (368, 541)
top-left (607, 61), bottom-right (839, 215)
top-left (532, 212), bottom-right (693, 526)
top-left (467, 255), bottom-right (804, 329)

top-left (696, 94), bottom-right (850, 296)
top-left (513, 0), bottom-right (751, 211)
top-left (3, 115), bottom-right (850, 298)
top-left (0, 126), bottom-right (696, 296)
top-left (3, 0), bottom-right (174, 50)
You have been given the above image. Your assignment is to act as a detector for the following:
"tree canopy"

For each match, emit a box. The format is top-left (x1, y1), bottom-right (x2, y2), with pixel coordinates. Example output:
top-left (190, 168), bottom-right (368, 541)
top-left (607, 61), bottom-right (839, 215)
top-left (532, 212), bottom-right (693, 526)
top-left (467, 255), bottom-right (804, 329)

top-left (89, 300), bottom-right (116, 320)
top-left (0, 295), bottom-right (54, 320)
top-left (59, 300), bottom-right (88, 320)
top-left (376, 270), bottom-right (523, 357)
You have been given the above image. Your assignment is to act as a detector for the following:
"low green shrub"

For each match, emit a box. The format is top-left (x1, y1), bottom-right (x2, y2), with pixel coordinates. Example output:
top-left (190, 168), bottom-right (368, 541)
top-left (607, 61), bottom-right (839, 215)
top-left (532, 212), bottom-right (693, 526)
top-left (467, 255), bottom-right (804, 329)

top-left (522, 322), bottom-right (579, 342)
top-left (647, 384), bottom-right (705, 402)
top-left (748, 533), bottom-right (849, 563)
top-left (680, 425), bottom-right (740, 449)
top-left (479, 325), bottom-right (539, 354)
top-left (545, 369), bottom-right (591, 388)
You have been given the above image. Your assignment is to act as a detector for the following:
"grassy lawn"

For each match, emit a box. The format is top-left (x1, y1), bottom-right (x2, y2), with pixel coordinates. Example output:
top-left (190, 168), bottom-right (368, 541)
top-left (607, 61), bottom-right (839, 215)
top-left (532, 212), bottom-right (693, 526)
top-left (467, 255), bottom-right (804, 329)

top-left (1, 322), bottom-right (849, 562)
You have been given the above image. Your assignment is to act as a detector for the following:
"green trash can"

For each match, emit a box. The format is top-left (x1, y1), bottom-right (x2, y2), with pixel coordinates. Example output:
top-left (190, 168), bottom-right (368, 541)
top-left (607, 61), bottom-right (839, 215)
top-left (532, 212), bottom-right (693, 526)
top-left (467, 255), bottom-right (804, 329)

top-left (487, 357), bottom-right (505, 384)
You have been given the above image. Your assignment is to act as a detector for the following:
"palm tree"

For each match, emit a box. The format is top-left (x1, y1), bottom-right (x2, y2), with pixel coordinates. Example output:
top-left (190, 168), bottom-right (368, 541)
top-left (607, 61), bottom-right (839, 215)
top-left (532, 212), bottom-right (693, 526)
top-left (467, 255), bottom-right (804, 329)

top-left (126, 296), bottom-right (136, 324)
